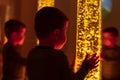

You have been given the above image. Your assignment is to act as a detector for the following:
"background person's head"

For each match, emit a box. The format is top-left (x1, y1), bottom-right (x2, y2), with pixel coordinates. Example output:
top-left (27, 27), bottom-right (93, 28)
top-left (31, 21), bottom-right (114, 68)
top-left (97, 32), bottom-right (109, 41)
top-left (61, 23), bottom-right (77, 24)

top-left (35, 7), bottom-right (69, 50)
top-left (4, 19), bottom-right (26, 46)
top-left (102, 27), bottom-right (119, 48)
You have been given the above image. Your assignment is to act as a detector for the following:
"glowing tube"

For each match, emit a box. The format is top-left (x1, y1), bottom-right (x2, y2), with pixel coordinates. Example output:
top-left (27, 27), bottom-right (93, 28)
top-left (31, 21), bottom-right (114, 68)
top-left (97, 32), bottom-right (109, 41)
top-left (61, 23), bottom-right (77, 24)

top-left (74, 0), bottom-right (102, 80)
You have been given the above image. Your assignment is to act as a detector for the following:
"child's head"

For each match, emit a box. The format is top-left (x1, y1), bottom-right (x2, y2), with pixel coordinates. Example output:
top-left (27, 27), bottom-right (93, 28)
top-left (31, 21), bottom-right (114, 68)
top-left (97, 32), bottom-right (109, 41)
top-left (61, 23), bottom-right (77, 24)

top-left (4, 19), bottom-right (26, 46)
top-left (102, 27), bottom-right (119, 48)
top-left (35, 7), bottom-right (69, 50)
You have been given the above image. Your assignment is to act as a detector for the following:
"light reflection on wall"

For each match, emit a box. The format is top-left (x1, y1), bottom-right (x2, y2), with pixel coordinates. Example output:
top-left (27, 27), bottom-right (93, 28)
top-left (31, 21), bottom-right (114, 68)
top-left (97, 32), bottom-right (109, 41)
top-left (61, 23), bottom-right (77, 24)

top-left (37, 0), bottom-right (55, 44)
top-left (74, 0), bottom-right (102, 80)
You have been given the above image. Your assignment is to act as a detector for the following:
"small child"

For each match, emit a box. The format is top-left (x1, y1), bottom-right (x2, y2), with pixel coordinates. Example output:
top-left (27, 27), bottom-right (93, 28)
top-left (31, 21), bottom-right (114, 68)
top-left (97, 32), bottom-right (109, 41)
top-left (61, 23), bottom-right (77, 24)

top-left (27, 7), bottom-right (99, 80)
top-left (2, 19), bottom-right (26, 80)
top-left (102, 27), bottom-right (120, 80)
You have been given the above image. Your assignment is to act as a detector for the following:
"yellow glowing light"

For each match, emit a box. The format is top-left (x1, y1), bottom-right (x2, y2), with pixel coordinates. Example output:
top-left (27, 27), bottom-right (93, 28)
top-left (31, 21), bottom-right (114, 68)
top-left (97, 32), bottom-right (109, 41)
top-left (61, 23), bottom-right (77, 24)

top-left (38, 0), bottom-right (54, 10)
top-left (37, 0), bottom-right (55, 44)
top-left (75, 0), bottom-right (102, 80)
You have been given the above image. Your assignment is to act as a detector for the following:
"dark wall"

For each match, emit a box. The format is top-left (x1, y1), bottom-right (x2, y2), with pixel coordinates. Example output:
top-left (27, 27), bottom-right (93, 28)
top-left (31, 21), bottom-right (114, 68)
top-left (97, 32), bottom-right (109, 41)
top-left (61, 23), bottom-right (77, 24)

top-left (20, 0), bottom-right (37, 57)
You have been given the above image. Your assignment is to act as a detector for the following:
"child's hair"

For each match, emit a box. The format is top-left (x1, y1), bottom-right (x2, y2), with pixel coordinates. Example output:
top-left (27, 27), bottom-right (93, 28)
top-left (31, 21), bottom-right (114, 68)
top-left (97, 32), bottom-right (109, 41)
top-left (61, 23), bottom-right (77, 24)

top-left (35, 7), bottom-right (68, 39)
top-left (4, 19), bottom-right (26, 38)
top-left (103, 27), bottom-right (119, 37)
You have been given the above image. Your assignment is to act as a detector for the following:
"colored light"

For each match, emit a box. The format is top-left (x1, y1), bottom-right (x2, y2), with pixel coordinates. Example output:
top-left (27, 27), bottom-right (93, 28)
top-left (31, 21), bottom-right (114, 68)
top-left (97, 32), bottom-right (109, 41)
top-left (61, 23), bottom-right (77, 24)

top-left (38, 0), bottom-right (54, 10)
top-left (74, 0), bottom-right (102, 80)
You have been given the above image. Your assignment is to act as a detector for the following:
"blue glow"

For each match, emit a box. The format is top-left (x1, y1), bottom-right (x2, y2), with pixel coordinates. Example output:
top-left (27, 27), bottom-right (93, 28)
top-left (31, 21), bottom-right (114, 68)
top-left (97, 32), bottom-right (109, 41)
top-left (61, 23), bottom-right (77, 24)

top-left (102, 0), bottom-right (112, 18)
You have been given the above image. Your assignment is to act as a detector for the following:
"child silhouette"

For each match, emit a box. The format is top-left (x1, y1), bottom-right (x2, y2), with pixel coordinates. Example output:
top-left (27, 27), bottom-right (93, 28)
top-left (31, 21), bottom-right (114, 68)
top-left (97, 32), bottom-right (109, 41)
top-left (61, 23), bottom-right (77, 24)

top-left (27, 7), bottom-right (99, 80)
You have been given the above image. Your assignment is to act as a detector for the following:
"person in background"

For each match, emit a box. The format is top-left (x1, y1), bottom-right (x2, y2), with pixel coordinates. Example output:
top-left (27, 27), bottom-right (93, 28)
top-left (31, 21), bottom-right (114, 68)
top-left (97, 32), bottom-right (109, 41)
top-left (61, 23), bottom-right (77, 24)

top-left (101, 27), bottom-right (120, 80)
top-left (2, 19), bottom-right (27, 80)
top-left (27, 7), bottom-right (99, 80)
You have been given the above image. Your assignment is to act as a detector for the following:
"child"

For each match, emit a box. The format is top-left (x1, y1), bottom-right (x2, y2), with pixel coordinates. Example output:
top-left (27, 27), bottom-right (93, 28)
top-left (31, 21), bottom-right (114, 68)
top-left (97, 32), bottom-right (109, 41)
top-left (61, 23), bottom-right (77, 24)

top-left (2, 19), bottom-right (26, 80)
top-left (27, 7), bottom-right (99, 80)
top-left (101, 27), bottom-right (120, 80)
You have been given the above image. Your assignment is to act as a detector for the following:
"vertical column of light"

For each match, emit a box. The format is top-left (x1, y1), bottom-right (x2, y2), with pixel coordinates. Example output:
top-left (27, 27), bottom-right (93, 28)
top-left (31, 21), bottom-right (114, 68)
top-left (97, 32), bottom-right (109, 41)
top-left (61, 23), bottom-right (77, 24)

top-left (75, 0), bottom-right (101, 80)
top-left (37, 0), bottom-right (55, 44)
top-left (38, 0), bottom-right (54, 10)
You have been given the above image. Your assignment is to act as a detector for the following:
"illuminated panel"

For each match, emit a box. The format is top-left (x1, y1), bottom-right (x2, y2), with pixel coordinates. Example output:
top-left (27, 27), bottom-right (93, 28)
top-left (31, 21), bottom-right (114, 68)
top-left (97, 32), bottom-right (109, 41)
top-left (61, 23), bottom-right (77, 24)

top-left (75, 0), bottom-right (102, 80)
top-left (38, 0), bottom-right (54, 10)
top-left (37, 0), bottom-right (55, 44)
